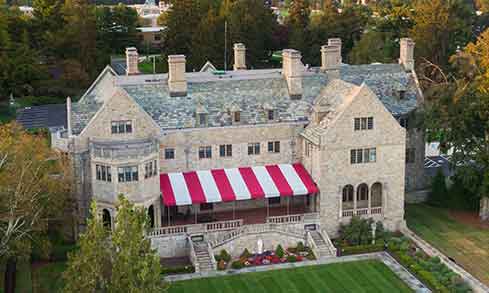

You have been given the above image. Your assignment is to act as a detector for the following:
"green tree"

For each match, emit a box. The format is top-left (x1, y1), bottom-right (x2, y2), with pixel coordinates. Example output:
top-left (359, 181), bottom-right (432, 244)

top-left (64, 195), bottom-right (164, 292)
top-left (429, 169), bottom-right (448, 206)
top-left (425, 29), bottom-right (489, 217)
top-left (410, 0), bottom-right (474, 74)
top-left (63, 202), bottom-right (110, 292)
top-left (287, 0), bottom-right (310, 53)
top-left (0, 123), bottom-right (70, 293)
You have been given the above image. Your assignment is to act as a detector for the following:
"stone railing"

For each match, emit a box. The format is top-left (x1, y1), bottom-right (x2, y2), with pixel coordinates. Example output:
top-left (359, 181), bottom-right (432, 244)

top-left (148, 225), bottom-right (188, 237)
top-left (188, 237), bottom-right (200, 273)
top-left (266, 212), bottom-right (320, 225)
top-left (148, 219), bottom-right (243, 238)
top-left (320, 229), bottom-right (338, 257)
top-left (341, 208), bottom-right (382, 218)
top-left (306, 231), bottom-right (321, 259)
top-left (371, 207), bottom-right (382, 215)
top-left (206, 219), bottom-right (243, 232)
top-left (209, 223), bottom-right (306, 248)
top-left (207, 241), bottom-right (217, 270)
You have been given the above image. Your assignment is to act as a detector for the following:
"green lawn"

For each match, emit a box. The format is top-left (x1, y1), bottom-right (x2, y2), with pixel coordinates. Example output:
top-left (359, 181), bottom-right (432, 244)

top-left (406, 204), bottom-right (489, 285)
top-left (168, 260), bottom-right (412, 293)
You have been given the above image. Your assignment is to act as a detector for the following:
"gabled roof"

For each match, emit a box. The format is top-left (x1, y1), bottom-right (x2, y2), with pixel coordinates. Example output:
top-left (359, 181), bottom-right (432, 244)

top-left (199, 61), bottom-right (217, 73)
top-left (70, 63), bottom-right (421, 134)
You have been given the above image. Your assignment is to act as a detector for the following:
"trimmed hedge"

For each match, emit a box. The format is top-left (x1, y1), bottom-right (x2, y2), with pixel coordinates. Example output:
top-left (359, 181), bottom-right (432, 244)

top-left (340, 243), bottom-right (385, 256)
top-left (161, 265), bottom-right (195, 275)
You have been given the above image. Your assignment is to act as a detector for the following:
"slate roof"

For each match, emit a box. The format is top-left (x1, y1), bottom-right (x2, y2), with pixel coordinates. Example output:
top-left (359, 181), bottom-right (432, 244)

top-left (71, 63), bottom-right (420, 134)
top-left (16, 104), bottom-right (67, 129)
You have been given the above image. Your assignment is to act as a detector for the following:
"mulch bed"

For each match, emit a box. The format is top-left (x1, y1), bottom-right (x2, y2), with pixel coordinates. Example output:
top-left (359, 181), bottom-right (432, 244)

top-left (449, 210), bottom-right (489, 229)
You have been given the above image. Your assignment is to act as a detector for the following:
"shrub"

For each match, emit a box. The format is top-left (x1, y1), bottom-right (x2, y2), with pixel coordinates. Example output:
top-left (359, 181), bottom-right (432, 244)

top-left (275, 245), bottom-right (285, 258)
top-left (219, 249), bottom-right (231, 263)
top-left (231, 260), bottom-right (244, 270)
top-left (296, 241), bottom-right (305, 252)
top-left (341, 243), bottom-right (384, 255)
top-left (240, 248), bottom-right (252, 259)
top-left (286, 255), bottom-right (297, 262)
top-left (338, 216), bottom-right (374, 246)
top-left (429, 169), bottom-right (447, 206)
top-left (217, 259), bottom-right (226, 270)
top-left (161, 265), bottom-right (195, 275)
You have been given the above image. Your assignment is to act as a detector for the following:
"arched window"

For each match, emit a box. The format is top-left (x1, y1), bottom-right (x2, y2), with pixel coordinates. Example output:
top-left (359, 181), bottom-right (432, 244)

top-left (102, 209), bottom-right (111, 230)
top-left (371, 182), bottom-right (382, 207)
top-left (357, 183), bottom-right (369, 201)
top-left (148, 205), bottom-right (155, 228)
top-left (342, 185), bottom-right (354, 202)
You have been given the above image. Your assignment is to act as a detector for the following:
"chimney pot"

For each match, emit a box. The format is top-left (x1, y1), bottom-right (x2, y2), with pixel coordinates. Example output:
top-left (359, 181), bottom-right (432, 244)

top-left (125, 47), bottom-right (139, 75)
top-left (168, 55), bottom-right (187, 97)
top-left (321, 38), bottom-right (342, 71)
top-left (233, 43), bottom-right (246, 70)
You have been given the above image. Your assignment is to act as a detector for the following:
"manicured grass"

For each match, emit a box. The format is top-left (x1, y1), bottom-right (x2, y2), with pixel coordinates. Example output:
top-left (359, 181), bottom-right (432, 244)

top-left (406, 204), bottom-right (489, 285)
top-left (167, 260), bottom-right (412, 293)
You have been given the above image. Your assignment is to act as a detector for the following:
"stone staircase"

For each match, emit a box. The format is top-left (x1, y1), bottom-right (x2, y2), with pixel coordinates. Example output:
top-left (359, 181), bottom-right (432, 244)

top-left (192, 241), bottom-right (215, 272)
top-left (309, 230), bottom-right (336, 258)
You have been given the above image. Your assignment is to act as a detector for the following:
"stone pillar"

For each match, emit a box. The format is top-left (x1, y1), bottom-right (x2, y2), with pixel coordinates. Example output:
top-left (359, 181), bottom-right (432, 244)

top-left (368, 185), bottom-right (372, 214)
top-left (338, 187), bottom-right (343, 218)
top-left (399, 38), bottom-right (415, 71)
top-left (168, 55), bottom-right (187, 97)
top-left (353, 187), bottom-right (357, 214)
top-left (125, 47), bottom-right (139, 75)
top-left (282, 49), bottom-right (303, 99)
top-left (155, 200), bottom-right (162, 228)
top-left (233, 43), bottom-right (246, 70)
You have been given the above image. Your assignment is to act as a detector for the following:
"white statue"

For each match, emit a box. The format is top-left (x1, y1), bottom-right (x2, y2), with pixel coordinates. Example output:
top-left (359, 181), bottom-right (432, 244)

top-left (257, 238), bottom-right (263, 254)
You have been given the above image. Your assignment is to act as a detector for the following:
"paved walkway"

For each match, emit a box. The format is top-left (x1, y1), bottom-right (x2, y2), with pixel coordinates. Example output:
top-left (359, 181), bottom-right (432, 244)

top-left (402, 227), bottom-right (489, 293)
top-left (165, 252), bottom-right (430, 293)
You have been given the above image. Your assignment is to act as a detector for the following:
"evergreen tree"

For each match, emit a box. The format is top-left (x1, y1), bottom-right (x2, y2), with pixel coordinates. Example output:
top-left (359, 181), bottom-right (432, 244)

top-left (288, 0), bottom-right (310, 53)
top-left (64, 196), bottom-right (163, 292)
top-left (63, 202), bottom-right (110, 292)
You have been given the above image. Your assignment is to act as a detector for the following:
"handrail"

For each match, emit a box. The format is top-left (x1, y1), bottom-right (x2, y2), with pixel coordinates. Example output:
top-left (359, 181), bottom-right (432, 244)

top-left (188, 237), bottom-right (200, 273)
top-left (306, 231), bottom-right (321, 259)
top-left (207, 241), bottom-right (217, 270)
top-left (320, 229), bottom-right (337, 256)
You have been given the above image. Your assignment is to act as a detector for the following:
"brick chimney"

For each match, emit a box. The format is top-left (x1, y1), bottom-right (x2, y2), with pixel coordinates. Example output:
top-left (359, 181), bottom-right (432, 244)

top-left (168, 55), bottom-right (187, 97)
top-left (321, 38), bottom-right (342, 71)
top-left (233, 43), bottom-right (246, 70)
top-left (399, 38), bottom-right (415, 71)
top-left (282, 49), bottom-right (303, 99)
top-left (125, 47), bottom-right (139, 75)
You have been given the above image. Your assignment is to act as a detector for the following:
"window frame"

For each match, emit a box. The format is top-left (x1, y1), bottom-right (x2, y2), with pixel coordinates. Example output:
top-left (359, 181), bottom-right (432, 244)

top-left (96, 164), bottom-right (111, 182)
top-left (199, 146), bottom-right (212, 159)
top-left (219, 144), bottom-right (232, 157)
top-left (118, 166), bottom-right (138, 182)
top-left (111, 120), bottom-right (133, 134)
top-left (267, 110), bottom-right (274, 121)
top-left (164, 148), bottom-right (175, 160)
top-left (248, 142), bottom-right (260, 155)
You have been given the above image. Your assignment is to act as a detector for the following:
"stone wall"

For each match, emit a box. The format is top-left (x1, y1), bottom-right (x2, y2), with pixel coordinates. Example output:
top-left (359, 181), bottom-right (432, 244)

top-left (159, 122), bottom-right (304, 173)
top-left (151, 234), bottom-right (189, 258)
top-left (405, 127), bottom-right (426, 192)
top-left (211, 232), bottom-right (305, 258)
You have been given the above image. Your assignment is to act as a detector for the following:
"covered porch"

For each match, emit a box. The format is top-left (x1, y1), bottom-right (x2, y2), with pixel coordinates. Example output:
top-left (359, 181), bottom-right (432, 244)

top-left (153, 163), bottom-right (320, 235)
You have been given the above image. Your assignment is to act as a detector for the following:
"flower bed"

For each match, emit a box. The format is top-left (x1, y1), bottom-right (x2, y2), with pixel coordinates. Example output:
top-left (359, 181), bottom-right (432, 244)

top-left (223, 242), bottom-right (315, 271)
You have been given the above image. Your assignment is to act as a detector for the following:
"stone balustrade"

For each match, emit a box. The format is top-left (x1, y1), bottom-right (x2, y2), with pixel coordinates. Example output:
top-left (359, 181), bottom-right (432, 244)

top-left (341, 207), bottom-right (382, 218)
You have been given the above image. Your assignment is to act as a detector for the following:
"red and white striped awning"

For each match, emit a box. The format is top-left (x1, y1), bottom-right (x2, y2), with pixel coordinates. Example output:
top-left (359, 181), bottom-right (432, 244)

top-left (160, 163), bottom-right (318, 206)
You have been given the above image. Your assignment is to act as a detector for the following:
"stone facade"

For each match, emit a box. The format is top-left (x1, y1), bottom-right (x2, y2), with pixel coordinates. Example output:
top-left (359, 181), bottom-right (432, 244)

top-left (52, 39), bottom-right (425, 257)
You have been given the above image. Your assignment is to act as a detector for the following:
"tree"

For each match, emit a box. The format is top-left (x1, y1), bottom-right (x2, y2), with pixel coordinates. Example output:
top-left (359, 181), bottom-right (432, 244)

top-left (425, 29), bottom-right (489, 219)
top-left (63, 202), bottom-right (110, 292)
top-left (0, 123), bottom-right (70, 293)
top-left (287, 0), bottom-right (310, 54)
top-left (349, 30), bottom-right (397, 64)
top-left (410, 0), bottom-right (474, 75)
top-left (64, 195), bottom-right (163, 292)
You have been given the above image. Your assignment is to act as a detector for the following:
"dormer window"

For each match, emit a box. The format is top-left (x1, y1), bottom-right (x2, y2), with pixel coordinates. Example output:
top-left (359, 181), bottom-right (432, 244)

top-left (198, 113), bottom-right (207, 126)
top-left (267, 110), bottom-right (275, 121)
top-left (399, 90), bottom-right (406, 100)
top-left (234, 111), bottom-right (241, 123)
top-left (196, 102), bottom-right (208, 127)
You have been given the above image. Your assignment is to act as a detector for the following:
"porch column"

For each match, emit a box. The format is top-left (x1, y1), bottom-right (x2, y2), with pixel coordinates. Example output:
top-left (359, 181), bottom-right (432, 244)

top-left (338, 186), bottom-right (342, 218)
top-left (353, 186), bottom-right (357, 215)
top-left (194, 204), bottom-right (197, 224)
top-left (266, 199), bottom-right (269, 218)
top-left (368, 184), bottom-right (372, 215)
top-left (167, 205), bottom-right (170, 226)
top-left (287, 197), bottom-right (290, 215)
top-left (155, 200), bottom-right (162, 228)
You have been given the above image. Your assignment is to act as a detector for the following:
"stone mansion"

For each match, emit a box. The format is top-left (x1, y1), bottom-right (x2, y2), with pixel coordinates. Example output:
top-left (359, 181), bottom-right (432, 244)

top-left (51, 38), bottom-right (425, 270)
